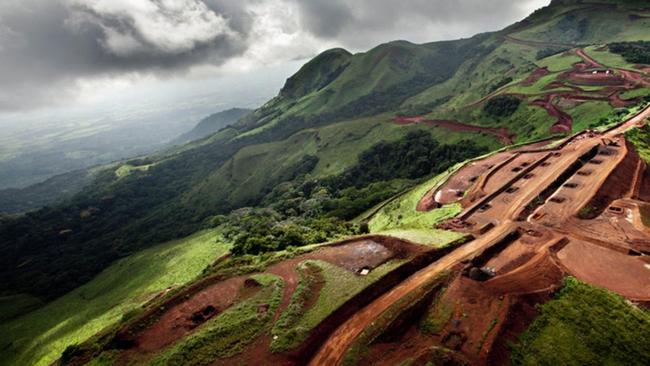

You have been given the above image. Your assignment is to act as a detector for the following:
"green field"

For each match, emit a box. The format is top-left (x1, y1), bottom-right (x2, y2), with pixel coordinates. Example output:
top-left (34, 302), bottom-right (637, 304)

top-left (567, 101), bottom-right (615, 132)
top-left (627, 125), bottom-right (650, 163)
top-left (270, 259), bottom-right (405, 352)
top-left (583, 46), bottom-right (640, 69)
top-left (0, 229), bottom-right (230, 366)
top-left (512, 277), bottom-right (650, 366)
top-left (535, 51), bottom-right (582, 72)
top-left (368, 163), bottom-right (464, 233)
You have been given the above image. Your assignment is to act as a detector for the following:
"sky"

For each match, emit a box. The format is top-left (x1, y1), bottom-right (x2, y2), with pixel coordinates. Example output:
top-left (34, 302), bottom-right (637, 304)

top-left (0, 0), bottom-right (551, 124)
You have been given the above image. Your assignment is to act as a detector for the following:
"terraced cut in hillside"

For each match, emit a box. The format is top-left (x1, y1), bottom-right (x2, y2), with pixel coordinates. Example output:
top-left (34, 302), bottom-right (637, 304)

top-left (308, 105), bottom-right (650, 365)
top-left (69, 235), bottom-right (465, 366)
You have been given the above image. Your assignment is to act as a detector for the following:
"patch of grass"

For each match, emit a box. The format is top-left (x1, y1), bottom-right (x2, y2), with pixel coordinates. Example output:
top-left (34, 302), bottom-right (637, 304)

top-left (535, 51), bottom-right (582, 72)
top-left (271, 259), bottom-right (405, 353)
top-left (626, 125), bottom-right (650, 163)
top-left (511, 277), bottom-right (650, 366)
top-left (0, 229), bottom-right (230, 366)
top-left (421, 288), bottom-right (453, 334)
top-left (577, 205), bottom-right (597, 219)
top-left (84, 350), bottom-right (118, 366)
top-left (621, 88), bottom-right (650, 100)
top-left (567, 101), bottom-right (615, 133)
top-left (640, 204), bottom-right (650, 229)
top-left (374, 228), bottom-right (463, 247)
top-left (114, 163), bottom-right (154, 178)
top-left (368, 166), bottom-right (463, 232)
top-left (148, 274), bottom-right (283, 366)
top-left (270, 261), bottom-right (323, 352)
top-left (587, 45), bottom-right (645, 69)
top-left (343, 272), bottom-right (449, 365)
top-left (505, 72), bottom-right (565, 94)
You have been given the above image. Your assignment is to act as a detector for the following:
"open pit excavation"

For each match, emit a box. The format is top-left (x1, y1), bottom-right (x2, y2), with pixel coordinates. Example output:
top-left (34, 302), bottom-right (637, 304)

top-left (308, 105), bottom-right (650, 366)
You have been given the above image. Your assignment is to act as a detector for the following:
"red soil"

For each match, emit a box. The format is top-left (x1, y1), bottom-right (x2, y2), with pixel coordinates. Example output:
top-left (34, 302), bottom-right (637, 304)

top-left (531, 95), bottom-right (573, 133)
top-left (576, 48), bottom-right (603, 69)
top-left (417, 152), bottom-right (510, 211)
top-left (556, 239), bottom-right (650, 300)
top-left (521, 67), bottom-right (550, 86)
top-left (132, 276), bottom-right (246, 354)
top-left (117, 236), bottom-right (431, 365)
top-left (417, 140), bottom-right (558, 212)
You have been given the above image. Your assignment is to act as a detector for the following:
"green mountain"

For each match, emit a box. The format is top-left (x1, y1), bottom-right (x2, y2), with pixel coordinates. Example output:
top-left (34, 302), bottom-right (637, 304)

top-left (0, 169), bottom-right (94, 214)
top-left (1, 1), bottom-right (650, 364)
top-left (2, 0), bottom-right (649, 301)
top-left (172, 108), bottom-right (253, 145)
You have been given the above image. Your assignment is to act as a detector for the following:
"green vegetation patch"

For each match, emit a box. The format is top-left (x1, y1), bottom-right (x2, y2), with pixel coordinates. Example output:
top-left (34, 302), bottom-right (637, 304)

top-left (620, 88), bottom-right (650, 100)
top-left (368, 164), bottom-right (464, 233)
top-left (511, 277), bottom-right (650, 366)
top-left (483, 95), bottom-right (521, 117)
top-left (271, 260), bottom-right (404, 352)
top-left (420, 287), bottom-right (454, 334)
top-left (640, 204), bottom-right (650, 229)
top-left (609, 41), bottom-right (650, 65)
top-left (567, 101), bottom-right (616, 133)
top-left (114, 163), bottom-right (154, 178)
top-left (626, 124), bottom-right (650, 163)
top-left (148, 274), bottom-right (284, 366)
top-left (343, 272), bottom-right (449, 365)
top-left (0, 229), bottom-right (229, 366)
top-left (373, 228), bottom-right (462, 248)
top-left (584, 45), bottom-right (639, 69)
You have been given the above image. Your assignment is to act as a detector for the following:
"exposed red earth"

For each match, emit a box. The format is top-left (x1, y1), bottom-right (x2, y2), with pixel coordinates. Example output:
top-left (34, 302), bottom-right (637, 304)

top-left (309, 105), bottom-right (650, 365)
top-left (107, 236), bottom-right (447, 365)
top-left (466, 37), bottom-right (650, 134)
top-left (521, 67), bottom-right (550, 86)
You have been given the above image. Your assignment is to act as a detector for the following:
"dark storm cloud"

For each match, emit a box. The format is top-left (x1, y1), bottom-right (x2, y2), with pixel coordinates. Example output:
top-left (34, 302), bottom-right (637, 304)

top-left (295, 0), bottom-right (549, 48)
top-left (0, 0), bottom-right (250, 110)
top-left (0, 0), bottom-right (549, 111)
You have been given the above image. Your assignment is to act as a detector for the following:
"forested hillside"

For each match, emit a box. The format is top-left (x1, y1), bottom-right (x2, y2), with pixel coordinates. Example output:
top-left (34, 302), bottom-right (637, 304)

top-left (2, 0), bottom-right (649, 308)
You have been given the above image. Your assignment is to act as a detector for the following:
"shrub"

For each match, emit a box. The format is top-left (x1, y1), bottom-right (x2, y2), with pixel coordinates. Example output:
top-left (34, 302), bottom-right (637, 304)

top-left (484, 95), bottom-right (521, 117)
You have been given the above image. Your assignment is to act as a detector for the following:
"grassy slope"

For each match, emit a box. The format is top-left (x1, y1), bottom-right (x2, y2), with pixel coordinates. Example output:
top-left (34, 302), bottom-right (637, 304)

top-left (512, 277), bottom-right (650, 366)
top-left (187, 116), bottom-right (501, 211)
top-left (0, 229), bottom-right (230, 366)
top-left (627, 120), bottom-right (650, 228)
top-left (270, 259), bottom-right (406, 352)
top-left (368, 165), bottom-right (463, 233)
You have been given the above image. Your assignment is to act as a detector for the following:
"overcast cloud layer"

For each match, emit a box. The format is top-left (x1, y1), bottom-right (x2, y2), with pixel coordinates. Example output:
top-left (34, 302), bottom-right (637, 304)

top-left (0, 0), bottom-right (549, 112)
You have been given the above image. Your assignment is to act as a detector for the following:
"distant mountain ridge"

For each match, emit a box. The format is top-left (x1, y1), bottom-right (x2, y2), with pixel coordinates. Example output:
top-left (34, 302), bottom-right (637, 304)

top-left (172, 108), bottom-right (253, 145)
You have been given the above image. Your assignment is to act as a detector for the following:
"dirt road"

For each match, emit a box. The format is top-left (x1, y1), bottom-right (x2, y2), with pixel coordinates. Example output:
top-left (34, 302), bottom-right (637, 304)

top-left (308, 104), bottom-right (650, 365)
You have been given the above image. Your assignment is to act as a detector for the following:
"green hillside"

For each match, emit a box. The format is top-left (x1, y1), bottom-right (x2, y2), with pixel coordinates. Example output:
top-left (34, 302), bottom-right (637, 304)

top-left (1, 3), bottom-right (650, 359)
top-left (0, 229), bottom-right (229, 366)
